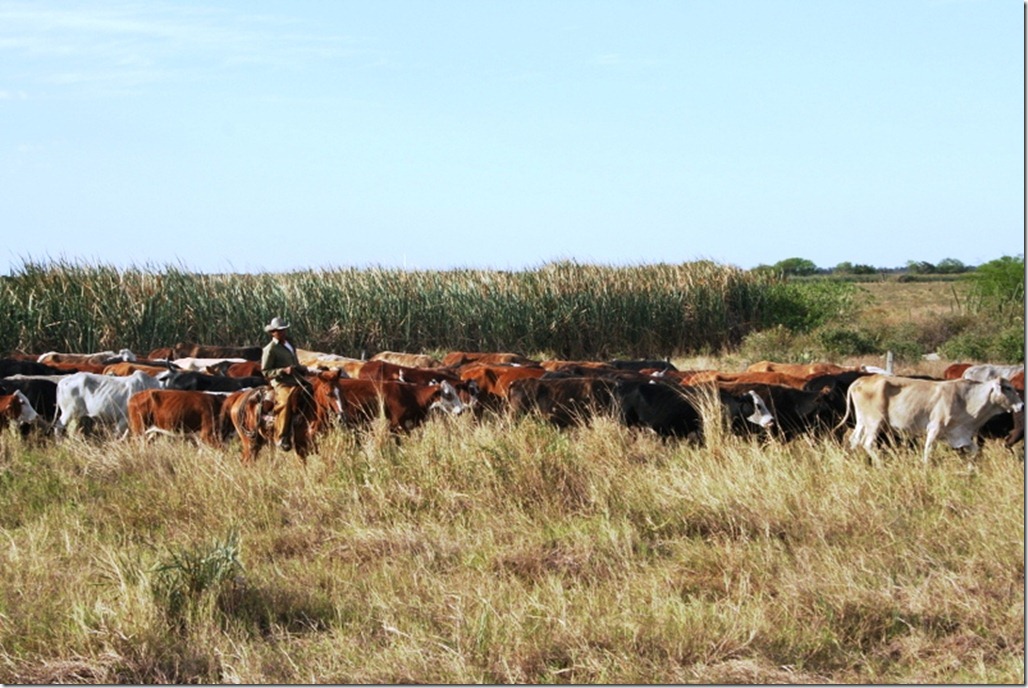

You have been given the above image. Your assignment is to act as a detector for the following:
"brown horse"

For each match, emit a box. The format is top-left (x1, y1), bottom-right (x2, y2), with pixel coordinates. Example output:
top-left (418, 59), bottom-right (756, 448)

top-left (223, 370), bottom-right (345, 463)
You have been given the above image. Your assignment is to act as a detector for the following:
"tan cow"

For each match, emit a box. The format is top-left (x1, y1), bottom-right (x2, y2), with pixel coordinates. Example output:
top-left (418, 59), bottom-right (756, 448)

top-left (296, 349), bottom-right (364, 377)
top-left (369, 351), bottom-right (442, 369)
top-left (746, 360), bottom-right (857, 378)
top-left (839, 374), bottom-right (1024, 464)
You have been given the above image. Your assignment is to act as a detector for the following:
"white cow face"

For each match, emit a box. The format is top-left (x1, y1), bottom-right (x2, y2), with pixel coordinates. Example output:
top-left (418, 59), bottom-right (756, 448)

top-left (745, 390), bottom-right (776, 428)
top-left (430, 381), bottom-right (466, 416)
top-left (14, 390), bottom-right (39, 424)
top-left (991, 379), bottom-right (1025, 413)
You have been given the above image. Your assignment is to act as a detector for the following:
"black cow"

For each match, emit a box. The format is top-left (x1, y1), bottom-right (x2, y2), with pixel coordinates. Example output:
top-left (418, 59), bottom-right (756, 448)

top-left (616, 380), bottom-right (774, 439)
top-left (715, 381), bottom-right (836, 440)
top-left (977, 387), bottom-right (1025, 449)
top-left (162, 371), bottom-right (267, 393)
top-left (607, 359), bottom-right (678, 373)
top-left (0, 358), bottom-right (71, 378)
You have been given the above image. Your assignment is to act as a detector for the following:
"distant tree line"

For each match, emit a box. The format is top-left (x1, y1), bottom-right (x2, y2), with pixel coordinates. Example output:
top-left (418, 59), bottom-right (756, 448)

top-left (753, 256), bottom-right (984, 277)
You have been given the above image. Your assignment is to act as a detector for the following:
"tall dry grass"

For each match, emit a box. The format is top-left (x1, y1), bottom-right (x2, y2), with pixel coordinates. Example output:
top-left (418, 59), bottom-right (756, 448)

top-left (0, 412), bottom-right (1022, 684)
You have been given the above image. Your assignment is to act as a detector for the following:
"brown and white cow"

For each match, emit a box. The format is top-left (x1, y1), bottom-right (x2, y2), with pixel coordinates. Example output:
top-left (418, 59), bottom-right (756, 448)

top-left (839, 374), bottom-right (1025, 464)
top-left (128, 389), bottom-right (229, 446)
top-left (39, 349), bottom-right (137, 367)
top-left (457, 363), bottom-right (547, 413)
top-left (0, 390), bottom-right (41, 432)
top-left (335, 378), bottom-right (468, 433)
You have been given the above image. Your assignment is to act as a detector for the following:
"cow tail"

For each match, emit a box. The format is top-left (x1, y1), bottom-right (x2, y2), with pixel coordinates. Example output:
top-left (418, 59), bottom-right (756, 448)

top-left (832, 384), bottom-right (856, 436)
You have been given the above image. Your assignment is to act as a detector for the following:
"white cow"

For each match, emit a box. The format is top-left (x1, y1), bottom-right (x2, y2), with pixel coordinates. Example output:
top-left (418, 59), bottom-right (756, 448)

top-left (961, 363), bottom-right (1024, 382)
top-left (839, 374), bottom-right (1025, 464)
top-left (54, 370), bottom-right (164, 436)
top-left (170, 357), bottom-right (247, 372)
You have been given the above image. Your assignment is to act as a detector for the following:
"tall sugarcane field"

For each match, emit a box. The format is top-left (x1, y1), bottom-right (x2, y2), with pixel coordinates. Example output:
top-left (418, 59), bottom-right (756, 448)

top-left (0, 258), bottom-right (1023, 683)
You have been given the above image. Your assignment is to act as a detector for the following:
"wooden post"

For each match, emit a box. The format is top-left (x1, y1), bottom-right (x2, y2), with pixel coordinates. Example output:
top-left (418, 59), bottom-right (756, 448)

top-left (886, 350), bottom-right (894, 375)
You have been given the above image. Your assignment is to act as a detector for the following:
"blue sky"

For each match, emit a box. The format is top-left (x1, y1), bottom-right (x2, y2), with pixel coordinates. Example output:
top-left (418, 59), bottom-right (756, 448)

top-left (1, 0), bottom-right (1022, 275)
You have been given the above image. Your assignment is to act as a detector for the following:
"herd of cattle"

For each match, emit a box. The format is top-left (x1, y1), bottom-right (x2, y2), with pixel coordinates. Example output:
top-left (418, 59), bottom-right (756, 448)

top-left (0, 342), bottom-right (1023, 465)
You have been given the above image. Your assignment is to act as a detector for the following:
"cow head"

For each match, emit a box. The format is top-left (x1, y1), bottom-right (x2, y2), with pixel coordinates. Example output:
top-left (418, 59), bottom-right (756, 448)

top-left (743, 390), bottom-right (775, 428)
top-left (429, 380), bottom-right (466, 416)
top-left (991, 378), bottom-right (1025, 414)
top-left (10, 390), bottom-right (39, 425)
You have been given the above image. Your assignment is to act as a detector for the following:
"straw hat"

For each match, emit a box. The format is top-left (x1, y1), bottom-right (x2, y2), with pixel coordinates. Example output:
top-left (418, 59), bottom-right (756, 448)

top-left (264, 316), bottom-right (290, 332)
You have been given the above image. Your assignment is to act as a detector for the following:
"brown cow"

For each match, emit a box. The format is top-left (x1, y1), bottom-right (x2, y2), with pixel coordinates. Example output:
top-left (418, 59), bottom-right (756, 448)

top-left (40, 360), bottom-right (107, 375)
top-left (507, 376), bottom-right (621, 428)
top-left (358, 359), bottom-right (459, 385)
top-left (358, 360), bottom-right (480, 412)
top-left (103, 362), bottom-right (174, 377)
top-left (942, 363), bottom-right (974, 380)
top-left (457, 363), bottom-right (547, 413)
top-left (222, 361), bottom-right (264, 378)
top-left (127, 389), bottom-right (229, 446)
top-left (149, 342), bottom-right (262, 361)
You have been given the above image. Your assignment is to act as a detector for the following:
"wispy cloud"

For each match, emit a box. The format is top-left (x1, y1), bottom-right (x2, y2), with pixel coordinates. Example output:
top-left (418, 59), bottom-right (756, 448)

top-left (0, 1), bottom-right (359, 95)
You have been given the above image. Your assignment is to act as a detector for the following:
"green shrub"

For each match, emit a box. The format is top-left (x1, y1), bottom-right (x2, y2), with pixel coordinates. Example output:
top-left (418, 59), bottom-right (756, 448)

top-left (964, 255), bottom-right (1025, 317)
top-left (814, 327), bottom-right (879, 357)
top-left (991, 325), bottom-right (1026, 362)
top-left (760, 280), bottom-right (859, 332)
top-left (939, 323), bottom-right (1024, 363)
top-left (740, 325), bottom-right (812, 362)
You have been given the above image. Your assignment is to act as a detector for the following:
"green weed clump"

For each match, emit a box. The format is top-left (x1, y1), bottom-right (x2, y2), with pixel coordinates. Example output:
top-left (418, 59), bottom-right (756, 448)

top-left (152, 530), bottom-right (243, 629)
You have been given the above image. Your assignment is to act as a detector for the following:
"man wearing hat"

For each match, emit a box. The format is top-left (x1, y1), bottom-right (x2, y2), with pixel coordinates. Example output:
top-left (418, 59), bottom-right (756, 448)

top-left (261, 316), bottom-right (308, 451)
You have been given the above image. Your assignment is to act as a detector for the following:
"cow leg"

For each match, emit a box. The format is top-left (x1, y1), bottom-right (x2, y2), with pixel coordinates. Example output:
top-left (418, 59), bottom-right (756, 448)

top-left (922, 423), bottom-right (941, 465)
top-left (858, 420), bottom-right (883, 467)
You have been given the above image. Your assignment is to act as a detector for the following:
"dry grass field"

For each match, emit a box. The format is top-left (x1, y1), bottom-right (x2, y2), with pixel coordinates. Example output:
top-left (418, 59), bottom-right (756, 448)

top-left (0, 276), bottom-right (1022, 684)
